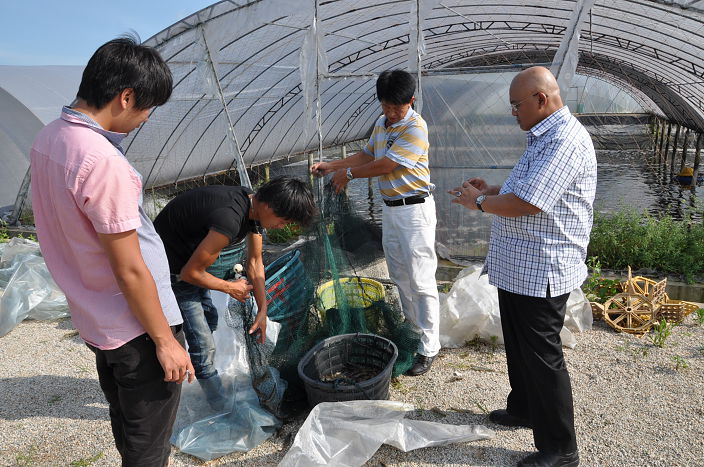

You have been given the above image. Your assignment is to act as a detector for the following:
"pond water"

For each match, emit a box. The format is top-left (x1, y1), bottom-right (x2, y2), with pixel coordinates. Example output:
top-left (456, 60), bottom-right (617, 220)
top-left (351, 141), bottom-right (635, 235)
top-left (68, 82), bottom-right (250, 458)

top-left (271, 145), bottom-right (702, 259)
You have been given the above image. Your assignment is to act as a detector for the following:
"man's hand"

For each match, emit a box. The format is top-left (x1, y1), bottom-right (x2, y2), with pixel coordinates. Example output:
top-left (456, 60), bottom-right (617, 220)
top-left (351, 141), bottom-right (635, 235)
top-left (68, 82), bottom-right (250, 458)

top-left (224, 278), bottom-right (253, 302)
top-left (248, 312), bottom-right (268, 344)
top-left (331, 169), bottom-right (350, 193)
top-left (466, 177), bottom-right (488, 192)
top-left (311, 161), bottom-right (334, 176)
top-left (155, 335), bottom-right (195, 383)
top-left (449, 181), bottom-right (481, 209)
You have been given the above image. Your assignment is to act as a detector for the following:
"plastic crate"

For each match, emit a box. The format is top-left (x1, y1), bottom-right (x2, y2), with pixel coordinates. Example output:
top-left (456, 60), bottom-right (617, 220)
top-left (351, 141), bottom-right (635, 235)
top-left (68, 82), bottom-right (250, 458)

top-left (297, 333), bottom-right (398, 407)
top-left (265, 249), bottom-right (312, 322)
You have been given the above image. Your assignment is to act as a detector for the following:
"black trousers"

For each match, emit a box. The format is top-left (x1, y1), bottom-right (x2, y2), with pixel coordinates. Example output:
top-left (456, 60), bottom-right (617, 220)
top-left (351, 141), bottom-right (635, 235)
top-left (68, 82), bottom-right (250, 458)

top-left (88, 327), bottom-right (185, 467)
top-left (498, 287), bottom-right (577, 455)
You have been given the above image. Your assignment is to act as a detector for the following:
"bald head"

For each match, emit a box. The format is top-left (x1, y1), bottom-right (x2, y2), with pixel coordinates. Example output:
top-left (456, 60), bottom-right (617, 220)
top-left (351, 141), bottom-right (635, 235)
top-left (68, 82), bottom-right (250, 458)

top-left (509, 66), bottom-right (564, 130)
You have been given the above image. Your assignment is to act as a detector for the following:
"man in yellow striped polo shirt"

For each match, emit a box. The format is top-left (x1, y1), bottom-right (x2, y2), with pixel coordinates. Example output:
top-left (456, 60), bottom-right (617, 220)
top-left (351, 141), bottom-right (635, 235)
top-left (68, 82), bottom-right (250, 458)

top-left (311, 69), bottom-right (440, 376)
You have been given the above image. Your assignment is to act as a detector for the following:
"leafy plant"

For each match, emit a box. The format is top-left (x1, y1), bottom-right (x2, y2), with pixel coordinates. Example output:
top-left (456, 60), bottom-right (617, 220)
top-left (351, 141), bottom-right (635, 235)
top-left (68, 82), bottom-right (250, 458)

top-left (266, 223), bottom-right (301, 244)
top-left (695, 308), bottom-right (704, 325)
top-left (672, 355), bottom-right (689, 371)
top-left (489, 335), bottom-right (499, 354)
top-left (648, 319), bottom-right (673, 348)
top-left (588, 207), bottom-right (704, 283)
top-left (582, 256), bottom-right (622, 303)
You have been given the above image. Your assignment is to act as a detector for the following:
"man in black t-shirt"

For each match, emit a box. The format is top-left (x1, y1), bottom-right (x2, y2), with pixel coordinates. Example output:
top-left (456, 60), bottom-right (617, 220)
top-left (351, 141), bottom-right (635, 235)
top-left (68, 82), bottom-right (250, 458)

top-left (154, 177), bottom-right (315, 410)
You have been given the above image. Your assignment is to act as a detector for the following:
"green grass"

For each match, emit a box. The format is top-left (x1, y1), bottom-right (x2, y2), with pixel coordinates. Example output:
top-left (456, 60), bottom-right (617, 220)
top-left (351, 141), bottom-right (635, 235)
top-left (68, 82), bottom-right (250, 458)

top-left (267, 223), bottom-right (301, 244)
top-left (588, 207), bottom-right (704, 283)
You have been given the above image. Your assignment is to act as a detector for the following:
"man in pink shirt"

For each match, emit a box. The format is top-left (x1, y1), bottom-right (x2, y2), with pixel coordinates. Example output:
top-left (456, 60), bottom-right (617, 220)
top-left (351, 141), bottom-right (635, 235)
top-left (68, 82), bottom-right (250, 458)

top-left (30, 36), bottom-right (194, 467)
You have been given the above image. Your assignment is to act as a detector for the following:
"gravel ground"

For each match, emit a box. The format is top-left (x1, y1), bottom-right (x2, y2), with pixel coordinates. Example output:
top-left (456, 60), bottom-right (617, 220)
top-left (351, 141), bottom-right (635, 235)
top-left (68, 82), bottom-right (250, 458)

top-left (1, 312), bottom-right (703, 467)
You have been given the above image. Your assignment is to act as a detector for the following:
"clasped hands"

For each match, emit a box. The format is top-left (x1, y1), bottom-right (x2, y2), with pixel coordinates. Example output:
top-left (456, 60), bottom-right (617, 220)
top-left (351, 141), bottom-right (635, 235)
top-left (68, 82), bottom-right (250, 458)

top-left (448, 177), bottom-right (487, 210)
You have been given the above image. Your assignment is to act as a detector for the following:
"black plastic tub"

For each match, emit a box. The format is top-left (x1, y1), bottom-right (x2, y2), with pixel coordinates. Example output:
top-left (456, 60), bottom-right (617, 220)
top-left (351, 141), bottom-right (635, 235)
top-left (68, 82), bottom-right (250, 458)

top-left (297, 333), bottom-right (398, 407)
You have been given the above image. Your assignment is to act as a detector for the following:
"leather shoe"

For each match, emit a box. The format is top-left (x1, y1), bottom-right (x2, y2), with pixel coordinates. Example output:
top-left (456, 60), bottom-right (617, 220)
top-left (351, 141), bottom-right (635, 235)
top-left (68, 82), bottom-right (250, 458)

top-left (404, 354), bottom-right (435, 376)
top-left (517, 451), bottom-right (579, 467)
top-left (488, 409), bottom-right (532, 428)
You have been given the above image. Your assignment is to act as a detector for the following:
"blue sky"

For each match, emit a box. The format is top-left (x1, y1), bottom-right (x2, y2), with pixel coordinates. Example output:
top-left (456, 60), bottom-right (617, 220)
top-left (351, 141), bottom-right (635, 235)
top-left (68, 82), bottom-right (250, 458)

top-left (1, 1), bottom-right (216, 65)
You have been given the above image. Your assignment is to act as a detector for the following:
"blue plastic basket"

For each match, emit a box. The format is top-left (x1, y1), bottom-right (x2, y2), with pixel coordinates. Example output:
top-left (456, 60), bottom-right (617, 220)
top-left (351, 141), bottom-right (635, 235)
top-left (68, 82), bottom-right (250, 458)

top-left (265, 249), bottom-right (312, 322)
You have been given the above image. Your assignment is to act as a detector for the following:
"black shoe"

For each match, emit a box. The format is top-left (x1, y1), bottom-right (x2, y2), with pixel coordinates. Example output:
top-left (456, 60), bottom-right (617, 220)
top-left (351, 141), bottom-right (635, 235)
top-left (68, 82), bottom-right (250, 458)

top-left (488, 409), bottom-right (532, 428)
top-left (517, 451), bottom-right (579, 467)
top-left (404, 354), bottom-right (435, 376)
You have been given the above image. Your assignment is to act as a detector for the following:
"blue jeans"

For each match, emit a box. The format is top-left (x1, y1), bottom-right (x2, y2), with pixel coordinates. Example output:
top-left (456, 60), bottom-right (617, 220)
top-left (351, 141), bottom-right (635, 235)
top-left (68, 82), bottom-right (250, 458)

top-left (171, 281), bottom-right (219, 379)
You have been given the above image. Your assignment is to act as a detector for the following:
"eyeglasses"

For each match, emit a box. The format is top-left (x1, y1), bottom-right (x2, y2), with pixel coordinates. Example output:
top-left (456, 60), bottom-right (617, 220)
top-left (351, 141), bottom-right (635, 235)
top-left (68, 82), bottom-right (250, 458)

top-left (510, 92), bottom-right (541, 112)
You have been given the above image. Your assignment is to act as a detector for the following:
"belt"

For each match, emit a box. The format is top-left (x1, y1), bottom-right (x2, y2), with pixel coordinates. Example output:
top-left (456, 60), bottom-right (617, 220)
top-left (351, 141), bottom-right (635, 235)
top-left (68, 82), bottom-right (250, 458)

top-left (170, 324), bottom-right (183, 334)
top-left (383, 193), bottom-right (429, 207)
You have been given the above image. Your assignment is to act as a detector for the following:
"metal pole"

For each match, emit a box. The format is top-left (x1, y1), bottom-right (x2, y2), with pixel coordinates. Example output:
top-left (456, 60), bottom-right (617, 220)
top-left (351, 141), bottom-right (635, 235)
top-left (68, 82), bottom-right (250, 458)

top-left (6, 167), bottom-right (31, 226)
top-left (199, 25), bottom-right (251, 189)
top-left (415, 0), bottom-right (423, 113)
top-left (312, 0), bottom-right (324, 200)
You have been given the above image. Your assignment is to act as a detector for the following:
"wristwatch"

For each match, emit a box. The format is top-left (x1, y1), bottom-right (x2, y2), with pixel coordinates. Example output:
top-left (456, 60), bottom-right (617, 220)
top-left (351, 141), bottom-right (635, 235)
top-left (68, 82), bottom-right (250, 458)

top-left (475, 194), bottom-right (487, 212)
top-left (346, 167), bottom-right (354, 180)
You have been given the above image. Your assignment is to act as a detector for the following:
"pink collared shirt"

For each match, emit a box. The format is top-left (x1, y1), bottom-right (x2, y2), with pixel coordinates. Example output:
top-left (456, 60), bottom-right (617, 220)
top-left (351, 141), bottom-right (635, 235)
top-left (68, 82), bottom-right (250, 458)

top-left (30, 107), bottom-right (181, 349)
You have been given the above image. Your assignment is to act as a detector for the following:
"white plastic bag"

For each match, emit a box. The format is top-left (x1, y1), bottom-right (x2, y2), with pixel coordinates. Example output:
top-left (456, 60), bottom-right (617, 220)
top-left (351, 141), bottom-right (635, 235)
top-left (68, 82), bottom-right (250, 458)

top-left (439, 265), bottom-right (592, 349)
top-left (0, 238), bottom-right (68, 337)
top-left (279, 400), bottom-right (494, 466)
top-left (170, 291), bottom-right (283, 461)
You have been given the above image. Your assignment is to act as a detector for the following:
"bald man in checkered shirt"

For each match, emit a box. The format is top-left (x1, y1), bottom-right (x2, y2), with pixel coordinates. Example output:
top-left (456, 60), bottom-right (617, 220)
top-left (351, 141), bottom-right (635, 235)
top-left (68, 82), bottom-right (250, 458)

top-left (451, 67), bottom-right (596, 467)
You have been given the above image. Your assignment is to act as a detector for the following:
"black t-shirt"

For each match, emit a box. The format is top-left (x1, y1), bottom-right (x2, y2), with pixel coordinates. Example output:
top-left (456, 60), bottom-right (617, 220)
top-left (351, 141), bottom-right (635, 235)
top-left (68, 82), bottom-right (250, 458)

top-left (154, 185), bottom-right (259, 274)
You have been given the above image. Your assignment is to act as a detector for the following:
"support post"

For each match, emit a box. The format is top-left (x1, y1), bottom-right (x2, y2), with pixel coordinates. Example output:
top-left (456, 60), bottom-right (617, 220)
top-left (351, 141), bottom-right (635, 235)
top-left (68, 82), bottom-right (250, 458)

top-left (653, 118), bottom-right (661, 163)
top-left (199, 25), bottom-right (251, 189)
top-left (679, 128), bottom-right (690, 173)
top-left (264, 163), bottom-right (270, 183)
top-left (670, 124), bottom-right (680, 177)
top-left (693, 133), bottom-right (703, 187)
top-left (662, 122), bottom-right (672, 169)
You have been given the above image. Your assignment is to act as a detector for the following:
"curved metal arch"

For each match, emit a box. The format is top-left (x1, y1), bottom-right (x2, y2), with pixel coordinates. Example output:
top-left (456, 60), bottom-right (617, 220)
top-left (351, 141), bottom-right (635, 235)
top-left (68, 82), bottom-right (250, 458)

top-left (125, 0), bottom-right (704, 190)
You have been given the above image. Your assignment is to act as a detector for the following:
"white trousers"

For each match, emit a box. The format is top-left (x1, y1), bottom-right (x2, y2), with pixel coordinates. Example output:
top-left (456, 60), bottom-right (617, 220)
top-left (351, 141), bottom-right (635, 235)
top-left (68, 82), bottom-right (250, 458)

top-left (382, 196), bottom-right (440, 357)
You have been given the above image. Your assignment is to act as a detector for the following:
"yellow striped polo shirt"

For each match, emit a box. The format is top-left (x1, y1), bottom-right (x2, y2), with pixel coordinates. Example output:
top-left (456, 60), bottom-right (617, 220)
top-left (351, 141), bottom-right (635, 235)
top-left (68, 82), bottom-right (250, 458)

top-left (362, 108), bottom-right (435, 200)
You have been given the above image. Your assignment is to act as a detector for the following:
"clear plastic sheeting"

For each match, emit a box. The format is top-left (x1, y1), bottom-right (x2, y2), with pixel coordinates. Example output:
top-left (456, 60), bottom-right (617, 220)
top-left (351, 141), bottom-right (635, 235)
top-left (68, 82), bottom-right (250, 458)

top-left (439, 265), bottom-right (593, 349)
top-left (279, 400), bottom-right (494, 467)
top-left (170, 291), bottom-right (283, 461)
top-left (113, 0), bottom-right (704, 193)
top-left (0, 238), bottom-right (68, 337)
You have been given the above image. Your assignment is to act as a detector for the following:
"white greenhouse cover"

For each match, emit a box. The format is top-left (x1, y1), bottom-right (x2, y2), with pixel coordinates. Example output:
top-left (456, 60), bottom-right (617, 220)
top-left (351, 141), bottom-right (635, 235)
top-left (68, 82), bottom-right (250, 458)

top-left (116, 0), bottom-right (704, 189)
top-left (0, 66), bottom-right (83, 210)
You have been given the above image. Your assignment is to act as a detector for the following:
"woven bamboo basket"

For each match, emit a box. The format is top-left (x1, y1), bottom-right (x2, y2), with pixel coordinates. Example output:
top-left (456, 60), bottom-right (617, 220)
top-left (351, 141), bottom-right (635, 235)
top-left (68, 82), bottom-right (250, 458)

top-left (657, 298), bottom-right (700, 324)
top-left (590, 302), bottom-right (604, 321)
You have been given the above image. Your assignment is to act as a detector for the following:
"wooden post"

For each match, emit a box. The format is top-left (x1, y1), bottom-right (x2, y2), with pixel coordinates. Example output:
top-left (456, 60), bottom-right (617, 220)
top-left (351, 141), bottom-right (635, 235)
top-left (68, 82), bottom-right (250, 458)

top-left (654, 118), bottom-right (663, 163)
top-left (658, 119), bottom-right (665, 159)
top-left (662, 122), bottom-right (672, 169)
top-left (264, 163), bottom-right (270, 183)
top-left (693, 133), bottom-right (703, 187)
top-left (670, 124), bottom-right (680, 177)
top-left (679, 128), bottom-right (690, 173)
top-left (341, 144), bottom-right (347, 160)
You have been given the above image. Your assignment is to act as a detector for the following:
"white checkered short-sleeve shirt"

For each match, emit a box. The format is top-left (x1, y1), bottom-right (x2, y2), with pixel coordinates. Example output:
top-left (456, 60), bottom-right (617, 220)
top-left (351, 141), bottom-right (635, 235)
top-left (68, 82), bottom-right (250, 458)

top-left (484, 106), bottom-right (597, 297)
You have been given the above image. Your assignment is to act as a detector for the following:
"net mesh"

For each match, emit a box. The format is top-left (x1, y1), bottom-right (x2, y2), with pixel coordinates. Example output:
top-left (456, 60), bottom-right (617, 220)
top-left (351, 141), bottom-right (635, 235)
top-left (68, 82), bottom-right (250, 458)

top-left (217, 182), bottom-right (419, 416)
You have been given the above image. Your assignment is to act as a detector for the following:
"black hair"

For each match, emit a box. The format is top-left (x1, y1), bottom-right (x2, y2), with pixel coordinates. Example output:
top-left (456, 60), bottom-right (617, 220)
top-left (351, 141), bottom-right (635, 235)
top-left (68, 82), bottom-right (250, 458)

top-left (255, 176), bottom-right (317, 227)
top-left (376, 69), bottom-right (416, 105)
top-left (77, 34), bottom-right (173, 110)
